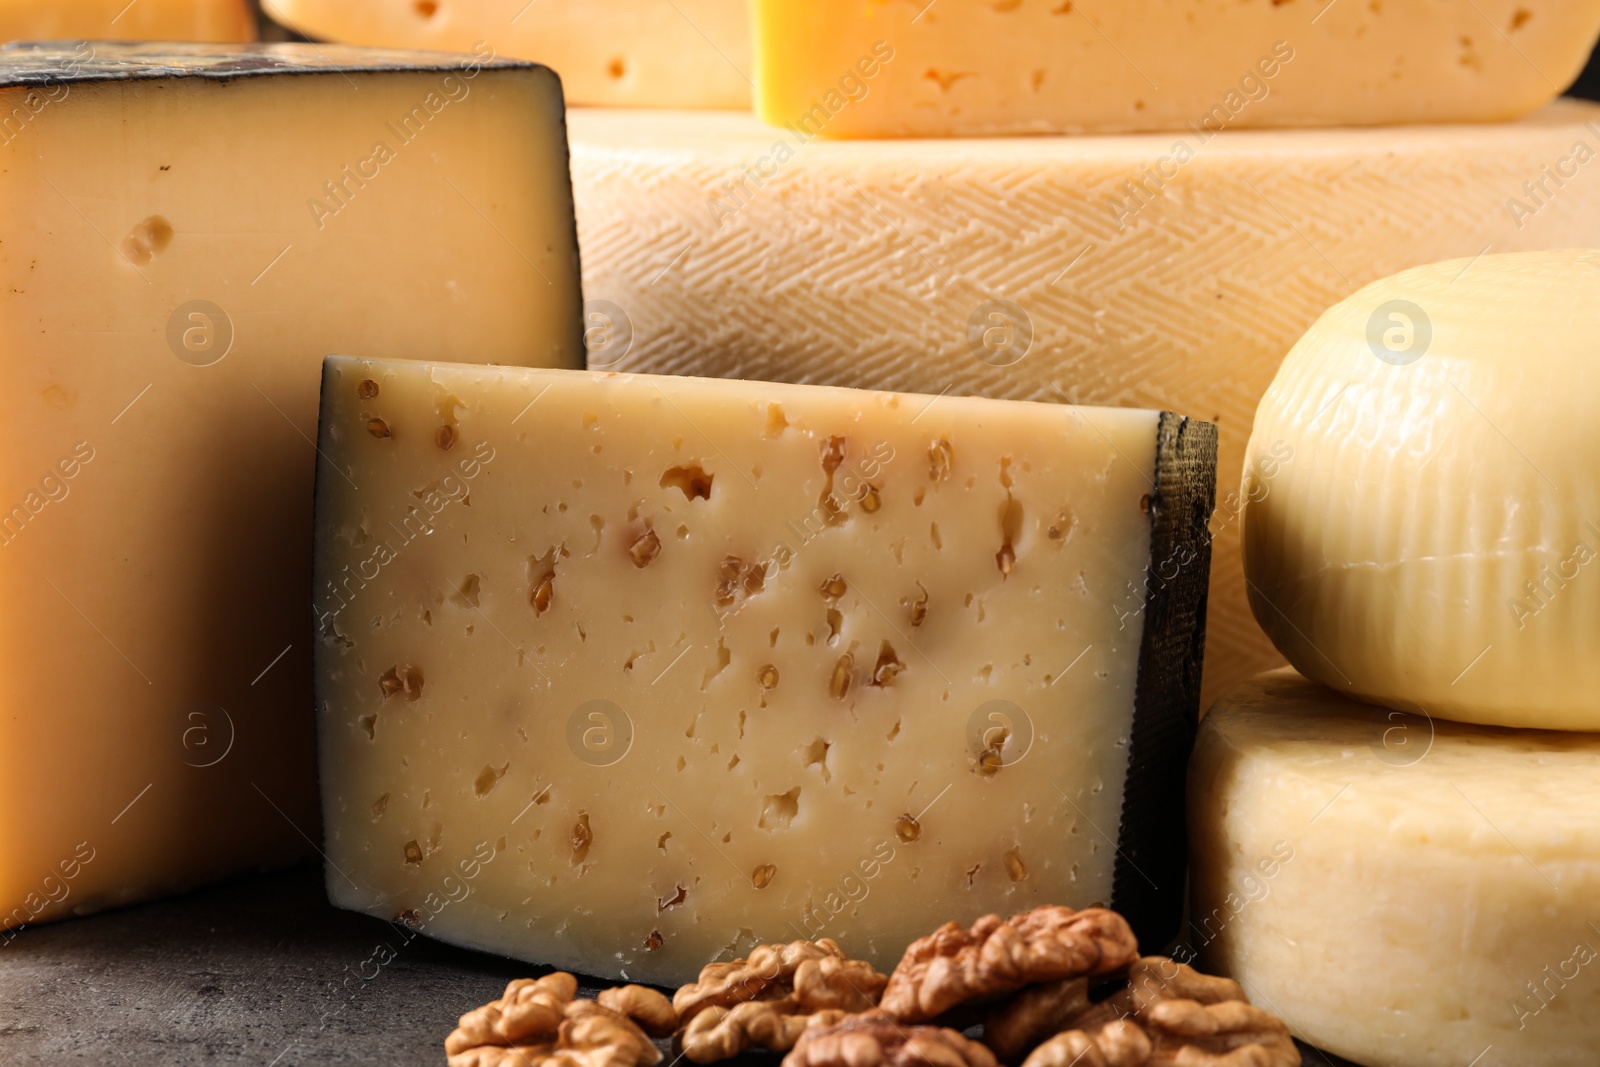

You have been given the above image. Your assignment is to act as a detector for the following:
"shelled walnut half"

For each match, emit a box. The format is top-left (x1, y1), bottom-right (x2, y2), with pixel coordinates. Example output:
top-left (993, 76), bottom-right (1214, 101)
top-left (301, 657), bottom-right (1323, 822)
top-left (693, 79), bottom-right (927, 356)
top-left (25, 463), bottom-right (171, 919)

top-left (673, 938), bottom-right (890, 1062)
top-left (878, 905), bottom-right (1140, 1024)
top-left (598, 985), bottom-right (679, 1039)
top-left (996, 957), bottom-right (1300, 1067)
top-left (783, 1015), bottom-right (998, 1067)
top-left (445, 973), bottom-right (665, 1067)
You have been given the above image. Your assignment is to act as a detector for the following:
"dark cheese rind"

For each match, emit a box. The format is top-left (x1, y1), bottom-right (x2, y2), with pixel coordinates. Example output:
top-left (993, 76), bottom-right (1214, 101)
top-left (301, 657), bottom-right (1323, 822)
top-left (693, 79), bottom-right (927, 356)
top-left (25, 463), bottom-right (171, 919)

top-left (1112, 412), bottom-right (1218, 951)
top-left (0, 41), bottom-right (533, 87)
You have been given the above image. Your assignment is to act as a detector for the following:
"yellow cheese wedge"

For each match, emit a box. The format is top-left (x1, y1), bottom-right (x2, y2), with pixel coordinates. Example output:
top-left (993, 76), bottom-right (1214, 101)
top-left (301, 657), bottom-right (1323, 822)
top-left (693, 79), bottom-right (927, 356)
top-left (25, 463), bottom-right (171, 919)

top-left (0, 0), bottom-right (255, 42)
top-left (1243, 249), bottom-right (1600, 731)
top-left (313, 356), bottom-right (1218, 983)
top-left (0, 42), bottom-right (581, 935)
top-left (568, 101), bottom-right (1600, 710)
top-left (262, 0), bottom-right (751, 110)
top-left (753, 0), bottom-right (1600, 138)
top-left (1190, 670), bottom-right (1600, 1067)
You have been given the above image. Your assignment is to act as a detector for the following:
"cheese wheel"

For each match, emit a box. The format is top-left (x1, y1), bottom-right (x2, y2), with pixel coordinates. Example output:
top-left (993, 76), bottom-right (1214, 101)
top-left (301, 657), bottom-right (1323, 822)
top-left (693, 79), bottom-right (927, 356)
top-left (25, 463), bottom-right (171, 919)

top-left (753, 0), bottom-right (1600, 138)
top-left (1242, 249), bottom-right (1600, 730)
top-left (262, 0), bottom-right (750, 109)
top-left (0, 0), bottom-right (255, 42)
top-left (570, 103), bottom-right (1600, 711)
top-left (1190, 670), bottom-right (1600, 1067)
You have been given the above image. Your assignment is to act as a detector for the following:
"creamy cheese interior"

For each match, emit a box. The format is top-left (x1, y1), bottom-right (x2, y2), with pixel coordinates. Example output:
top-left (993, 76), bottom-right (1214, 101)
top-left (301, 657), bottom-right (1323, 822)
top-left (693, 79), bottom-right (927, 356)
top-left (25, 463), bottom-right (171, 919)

top-left (313, 358), bottom-right (1197, 984)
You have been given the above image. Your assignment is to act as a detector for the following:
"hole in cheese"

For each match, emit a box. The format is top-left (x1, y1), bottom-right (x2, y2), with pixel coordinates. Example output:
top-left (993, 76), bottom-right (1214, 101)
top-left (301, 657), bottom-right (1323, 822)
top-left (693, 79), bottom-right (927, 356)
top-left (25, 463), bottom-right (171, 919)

top-left (660, 464), bottom-right (713, 501)
top-left (758, 787), bottom-right (800, 831)
top-left (119, 215), bottom-right (172, 266)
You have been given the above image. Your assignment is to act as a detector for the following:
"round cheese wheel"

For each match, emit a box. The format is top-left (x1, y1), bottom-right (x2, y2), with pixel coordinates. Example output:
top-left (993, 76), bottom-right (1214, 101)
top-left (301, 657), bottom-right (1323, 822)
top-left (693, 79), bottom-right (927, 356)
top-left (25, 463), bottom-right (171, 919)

top-left (1242, 248), bottom-right (1600, 730)
top-left (571, 104), bottom-right (1600, 717)
top-left (1190, 670), bottom-right (1600, 1067)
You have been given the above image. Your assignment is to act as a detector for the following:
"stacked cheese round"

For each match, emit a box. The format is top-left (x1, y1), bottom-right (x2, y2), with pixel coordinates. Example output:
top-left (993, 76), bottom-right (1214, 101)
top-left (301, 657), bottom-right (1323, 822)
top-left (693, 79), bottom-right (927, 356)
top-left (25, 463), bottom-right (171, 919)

top-left (0, 0), bottom-right (255, 40)
top-left (262, 0), bottom-right (750, 108)
top-left (1241, 249), bottom-right (1600, 730)
top-left (753, 0), bottom-right (1600, 137)
top-left (570, 104), bottom-right (1600, 710)
top-left (1190, 670), bottom-right (1600, 1067)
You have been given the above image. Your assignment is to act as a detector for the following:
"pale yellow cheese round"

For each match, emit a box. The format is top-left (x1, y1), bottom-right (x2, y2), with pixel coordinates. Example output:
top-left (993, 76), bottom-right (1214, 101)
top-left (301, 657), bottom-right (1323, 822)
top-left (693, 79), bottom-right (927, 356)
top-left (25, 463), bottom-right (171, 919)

top-left (1242, 249), bottom-right (1600, 730)
top-left (570, 103), bottom-right (1600, 715)
top-left (263, 0), bottom-right (750, 109)
top-left (1190, 670), bottom-right (1600, 1067)
top-left (755, 0), bottom-right (1600, 138)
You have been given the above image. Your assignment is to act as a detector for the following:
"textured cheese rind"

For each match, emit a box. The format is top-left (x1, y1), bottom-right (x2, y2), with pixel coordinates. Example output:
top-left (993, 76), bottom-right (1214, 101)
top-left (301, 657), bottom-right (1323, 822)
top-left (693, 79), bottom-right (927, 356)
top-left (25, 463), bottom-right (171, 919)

top-left (1242, 249), bottom-right (1600, 731)
top-left (0, 0), bottom-right (255, 43)
top-left (1190, 670), bottom-right (1600, 1067)
top-left (753, 0), bottom-right (1600, 138)
top-left (263, 0), bottom-right (750, 109)
top-left (0, 40), bottom-right (530, 82)
top-left (314, 357), bottom-right (1179, 984)
top-left (568, 101), bottom-right (1600, 710)
top-left (0, 56), bottom-right (580, 932)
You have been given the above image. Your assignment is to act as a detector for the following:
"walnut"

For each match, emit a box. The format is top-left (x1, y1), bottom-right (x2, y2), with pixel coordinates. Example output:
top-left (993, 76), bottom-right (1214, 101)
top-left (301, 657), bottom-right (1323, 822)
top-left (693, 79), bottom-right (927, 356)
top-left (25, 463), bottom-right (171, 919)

top-left (878, 906), bottom-right (1139, 1023)
top-left (1009, 958), bottom-right (1300, 1067)
top-left (673, 938), bottom-right (888, 1021)
top-left (679, 1001), bottom-right (850, 1062)
top-left (447, 1040), bottom-right (559, 1067)
top-left (671, 939), bottom-right (889, 1061)
top-left (445, 974), bottom-right (664, 1067)
top-left (1062, 956), bottom-right (1252, 1034)
top-left (597, 985), bottom-right (678, 1039)
top-left (783, 1015), bottom-right (998, 1067)
top-left (448, 973), bottom-right (575, 1056)
top-left (1083, 1020), bottom-right (1152, 1066)
top-left (1136, 998), bottom-right (1299, 1066)
top-left (983, 977), bottom-right (1091, 1063)
top-left (559, 1001), bottom-right (665, 1067)
top-left (1018, 1022), bottom-right (1146, 1067)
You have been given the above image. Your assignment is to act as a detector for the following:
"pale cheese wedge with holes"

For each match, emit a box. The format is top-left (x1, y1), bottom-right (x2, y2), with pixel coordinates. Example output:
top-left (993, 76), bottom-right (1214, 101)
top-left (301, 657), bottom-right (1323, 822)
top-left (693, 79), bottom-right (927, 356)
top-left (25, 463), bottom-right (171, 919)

top-left (313, 357), bottom-right (1217, 983)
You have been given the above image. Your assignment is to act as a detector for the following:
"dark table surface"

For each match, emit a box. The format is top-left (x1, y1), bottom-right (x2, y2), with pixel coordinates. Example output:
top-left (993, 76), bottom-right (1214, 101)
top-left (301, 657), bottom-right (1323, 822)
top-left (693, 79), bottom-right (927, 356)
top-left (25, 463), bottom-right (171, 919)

top-left (0, 868), bottom-right (1359, 1066)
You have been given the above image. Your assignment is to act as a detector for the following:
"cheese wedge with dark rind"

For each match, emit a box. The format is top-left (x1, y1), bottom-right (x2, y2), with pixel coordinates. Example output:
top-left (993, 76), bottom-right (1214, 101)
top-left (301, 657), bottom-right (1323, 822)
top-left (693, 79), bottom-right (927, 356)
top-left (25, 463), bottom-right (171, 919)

top-left (312, 357), bottom-right (1217, 983)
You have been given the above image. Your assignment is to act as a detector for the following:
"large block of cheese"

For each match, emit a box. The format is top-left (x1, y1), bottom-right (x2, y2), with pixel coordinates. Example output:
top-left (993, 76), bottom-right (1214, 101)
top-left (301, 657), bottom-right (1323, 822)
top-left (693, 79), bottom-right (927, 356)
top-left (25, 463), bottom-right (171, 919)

top-left (1244, 249), bottom-right (1600, 732)
top-left (1190, 670), bottom-right (1600, 1067)
top-left (0, 43), bottom-right (581, 936)
top-left (263, 0), bottom-right (750, 110)
top-left (752, 0), bottom-right (1600, 138)
top-left (0, 0), bottom-right (254, 42)
top-left (569, 100), bottom-right (1600, 710)
top-left (313, 356), bottom-right (1218, 984)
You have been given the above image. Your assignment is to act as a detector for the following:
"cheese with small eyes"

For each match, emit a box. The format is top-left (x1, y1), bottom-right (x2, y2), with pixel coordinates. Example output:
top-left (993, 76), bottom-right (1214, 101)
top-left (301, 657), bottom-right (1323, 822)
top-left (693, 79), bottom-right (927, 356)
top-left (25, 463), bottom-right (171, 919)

top-left (263, 0), bottom-right (751, 109)
top-left (0, 42), bottom-right (580, 937)
top-left (752, 0), bottom-right (1600, 138)
top-left (312, 356), bottom-right (1217, 984)
top-left (1190, 670), bottom-right (1600, 1067)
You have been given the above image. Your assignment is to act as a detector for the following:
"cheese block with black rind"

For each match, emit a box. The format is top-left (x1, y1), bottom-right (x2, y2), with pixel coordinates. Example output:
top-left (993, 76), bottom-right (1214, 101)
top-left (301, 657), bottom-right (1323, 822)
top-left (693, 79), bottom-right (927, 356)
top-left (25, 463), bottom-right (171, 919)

top-left (0, 41), bottom-right (581, 937)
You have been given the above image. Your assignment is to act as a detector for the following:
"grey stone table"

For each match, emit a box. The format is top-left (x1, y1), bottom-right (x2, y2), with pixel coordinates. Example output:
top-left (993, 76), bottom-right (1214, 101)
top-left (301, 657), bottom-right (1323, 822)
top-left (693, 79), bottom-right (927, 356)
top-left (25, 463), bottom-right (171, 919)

top-left (0, 869), bottom-right (1356, 1066)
